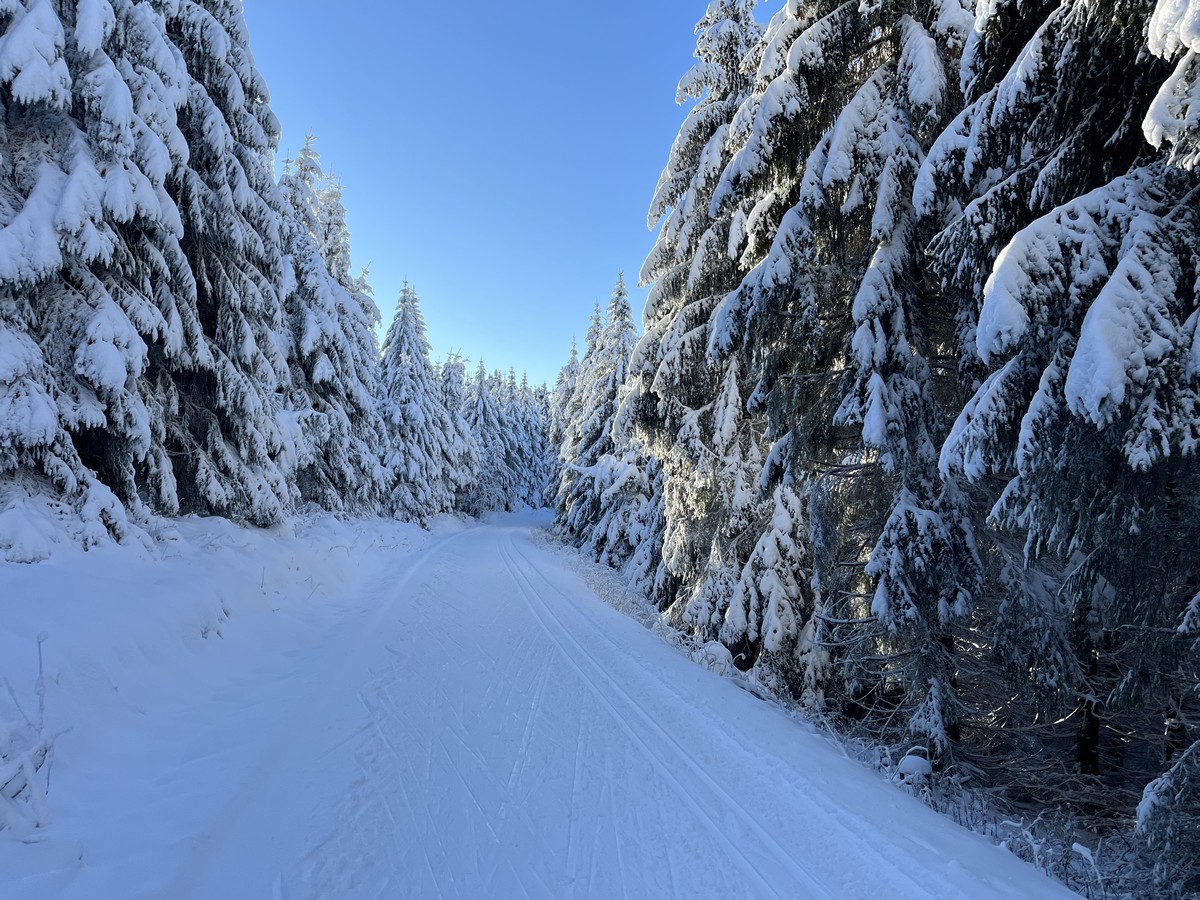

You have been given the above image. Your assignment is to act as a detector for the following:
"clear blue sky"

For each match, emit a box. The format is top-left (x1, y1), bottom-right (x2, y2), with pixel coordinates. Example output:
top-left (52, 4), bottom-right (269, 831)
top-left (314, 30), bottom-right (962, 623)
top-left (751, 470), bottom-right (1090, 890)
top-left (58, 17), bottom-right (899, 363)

top-left (241, 2), bottom-right (736, 387)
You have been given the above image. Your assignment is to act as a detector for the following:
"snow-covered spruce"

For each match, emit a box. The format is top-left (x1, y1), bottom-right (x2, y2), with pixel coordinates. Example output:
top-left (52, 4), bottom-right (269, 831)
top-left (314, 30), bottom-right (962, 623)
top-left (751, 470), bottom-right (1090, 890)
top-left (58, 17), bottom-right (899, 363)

top-left (379, 283), bottom-right (474, 522)
top-left (279, 135), bottom-right (387, 515)
top-left (434, 354), bottom-right (479, 514)
top-left (922, 0), bottom-right (1200, 887)
top-left (555, 275), bottom-right (641, 553)
top-left (548, 337), bottom-right (580, 490)
top-left (462, 361), bottom-right (521, 516)
top-left (624, 0), bottom-right (769, 617)
top-left (696, 0), bottom-right (978, 753)
top-left (0, 0), bottom-right (191, 559)
top-left (157, 0), bottom-right (299, 525)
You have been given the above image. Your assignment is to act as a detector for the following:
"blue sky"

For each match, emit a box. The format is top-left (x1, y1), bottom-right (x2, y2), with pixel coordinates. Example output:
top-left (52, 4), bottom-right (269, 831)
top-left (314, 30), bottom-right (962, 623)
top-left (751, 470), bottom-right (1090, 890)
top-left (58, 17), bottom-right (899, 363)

top-left (241, 2), bottom-right (738, 387)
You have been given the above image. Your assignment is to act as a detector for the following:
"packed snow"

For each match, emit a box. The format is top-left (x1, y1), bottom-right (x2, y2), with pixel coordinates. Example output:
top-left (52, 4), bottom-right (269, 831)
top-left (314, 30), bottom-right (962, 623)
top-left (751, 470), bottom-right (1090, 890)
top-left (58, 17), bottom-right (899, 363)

top-left (0, 511), bottom-right (1074, 898)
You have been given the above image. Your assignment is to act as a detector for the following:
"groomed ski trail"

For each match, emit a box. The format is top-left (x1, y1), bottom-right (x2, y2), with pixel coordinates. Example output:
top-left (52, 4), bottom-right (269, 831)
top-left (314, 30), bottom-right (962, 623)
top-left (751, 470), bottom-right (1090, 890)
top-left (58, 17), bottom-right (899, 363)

top-left (2, 515), bottom-right (1077, 899)
top-left (288, 520), bottom-right (1071, 899)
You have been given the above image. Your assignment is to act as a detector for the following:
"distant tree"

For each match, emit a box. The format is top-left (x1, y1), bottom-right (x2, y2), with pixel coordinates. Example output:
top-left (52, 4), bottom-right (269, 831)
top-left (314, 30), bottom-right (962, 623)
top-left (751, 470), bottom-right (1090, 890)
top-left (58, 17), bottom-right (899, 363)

top-left (557, 305), bottom-right (603, 478)
top-left (463, 360), bottom-right (517, 515)
top-left (379, 283), bottom-right (467, 521)
top-left (547, 338), bottom-right (582, 508)
top-left (557, 274), bottom-right (638, 545)
top-left (551, 339), bottom-right (579, 448)
top-left (508, 372), bottom-right (553, 507)
top-left (530, 380), bottom-right (555, 506)
top-left (314, 172), bottom-right (353, 287)
top-left (436, 354), bottom-right (479, 512)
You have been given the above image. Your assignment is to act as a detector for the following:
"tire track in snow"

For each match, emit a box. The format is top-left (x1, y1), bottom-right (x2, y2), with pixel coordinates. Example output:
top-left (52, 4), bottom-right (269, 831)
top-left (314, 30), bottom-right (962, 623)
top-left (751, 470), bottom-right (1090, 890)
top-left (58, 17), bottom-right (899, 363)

top-left (496, 534), bottom-right (837, 900)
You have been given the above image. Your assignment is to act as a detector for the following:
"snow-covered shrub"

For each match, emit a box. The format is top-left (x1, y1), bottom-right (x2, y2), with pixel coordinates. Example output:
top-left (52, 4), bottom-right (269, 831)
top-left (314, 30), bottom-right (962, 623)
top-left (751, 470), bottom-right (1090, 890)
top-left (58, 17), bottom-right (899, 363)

top-left (691, 640), bottom-right (734, 676)
top-left (0, 636), bottom-right (53, 838)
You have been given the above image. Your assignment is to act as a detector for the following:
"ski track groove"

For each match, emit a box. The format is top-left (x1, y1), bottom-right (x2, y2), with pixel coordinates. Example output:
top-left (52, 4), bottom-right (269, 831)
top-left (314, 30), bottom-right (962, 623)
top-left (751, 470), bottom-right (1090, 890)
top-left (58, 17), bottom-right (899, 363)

top-left (391, 740), bottom-right (444, 898)
top-left (496, 534), bottom-right (830, 900)
top-left (564, 708), bottom-right (588, 900)
top-left (603, 750), bottom-right (633, 900)
top-left (301, 525), bottom-right (498, 900)
top-left (505, 650), bottom-right (551, 800)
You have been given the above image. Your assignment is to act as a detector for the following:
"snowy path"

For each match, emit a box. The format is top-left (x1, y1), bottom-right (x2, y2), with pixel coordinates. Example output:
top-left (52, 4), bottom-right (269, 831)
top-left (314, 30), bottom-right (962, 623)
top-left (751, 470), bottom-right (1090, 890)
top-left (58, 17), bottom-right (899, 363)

top-left (1, 515), bottom-right (1074, 899)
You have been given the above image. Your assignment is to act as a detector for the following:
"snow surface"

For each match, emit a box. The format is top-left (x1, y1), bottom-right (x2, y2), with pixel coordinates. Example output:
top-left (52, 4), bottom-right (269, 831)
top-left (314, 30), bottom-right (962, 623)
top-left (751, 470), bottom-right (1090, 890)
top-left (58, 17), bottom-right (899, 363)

top-left (0, 511), bottom-right (1076, 898)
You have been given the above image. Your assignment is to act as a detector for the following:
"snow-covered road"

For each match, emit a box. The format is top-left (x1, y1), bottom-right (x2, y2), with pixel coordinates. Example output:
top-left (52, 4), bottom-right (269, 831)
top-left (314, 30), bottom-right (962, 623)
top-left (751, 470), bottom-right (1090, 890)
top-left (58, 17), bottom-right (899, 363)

top-left (1, 514), bottom-right (1074, 898)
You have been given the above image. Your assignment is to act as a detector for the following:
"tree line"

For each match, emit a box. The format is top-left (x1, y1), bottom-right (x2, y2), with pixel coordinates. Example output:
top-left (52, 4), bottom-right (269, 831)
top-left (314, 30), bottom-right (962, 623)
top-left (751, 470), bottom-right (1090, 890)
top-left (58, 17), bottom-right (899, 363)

top-left (550, 1), bottom-right (1199, 893)
top-left (0, 0), bottom-right (550, 562)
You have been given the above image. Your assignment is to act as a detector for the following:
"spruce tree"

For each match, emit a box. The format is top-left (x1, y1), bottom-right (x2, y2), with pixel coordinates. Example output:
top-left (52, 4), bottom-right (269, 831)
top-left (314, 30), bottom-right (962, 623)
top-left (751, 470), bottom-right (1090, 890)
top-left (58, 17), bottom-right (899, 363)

top-left (921, 0), bottom-right (1200, 861)
top-left (557, 274), bottom-right (639, 550)
top-left (686, 0), bottom-right (980, 751)
top-left (278, 135), bottom-right (384, 514)
top-left (0, 0), bottom-right (193, 555)
top-left (551, 338), bottom-right (580, 450)
top-left (155, 0), bottom-right (296, 524)
top-left (463, 360), bottom-right (515, 515)
top-left (627, 0), bottom-right (765, 613)
top-left (511, 372), bottom-right (552, 507)
top-left (379, 282), bottom-right (462, 521)
top-left (555, 308), bottom-right (599, 517)
top-left (435, 354), bottom-right (479, 513)
top-left (314, 172), bottom-right (353, 285)
top-left (501, 369), bottom-right (533, 506)
top-left (548, 338), bottom-right (580, 497)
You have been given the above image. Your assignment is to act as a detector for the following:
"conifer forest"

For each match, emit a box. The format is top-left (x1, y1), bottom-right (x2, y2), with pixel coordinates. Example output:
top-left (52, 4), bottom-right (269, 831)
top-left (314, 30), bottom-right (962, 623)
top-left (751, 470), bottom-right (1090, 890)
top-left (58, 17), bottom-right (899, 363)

top-left (1, 0), bottom-right (1198, 896)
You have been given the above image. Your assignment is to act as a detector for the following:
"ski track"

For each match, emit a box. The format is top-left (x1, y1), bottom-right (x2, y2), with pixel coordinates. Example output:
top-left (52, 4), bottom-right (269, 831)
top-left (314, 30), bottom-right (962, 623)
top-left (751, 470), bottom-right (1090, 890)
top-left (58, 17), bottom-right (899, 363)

top-left (502, 534), bottom-right (934, 897)
top-left (510, 534), bottom-right (969, 891)
top-left (293, 522), bottom-right (1069, 899)
top-left (2, 517), bottom-right (1078, 899)
top-left (152, 525), bottom-right (482, 900)
top-left (496, 535), bottom-right (824, 900)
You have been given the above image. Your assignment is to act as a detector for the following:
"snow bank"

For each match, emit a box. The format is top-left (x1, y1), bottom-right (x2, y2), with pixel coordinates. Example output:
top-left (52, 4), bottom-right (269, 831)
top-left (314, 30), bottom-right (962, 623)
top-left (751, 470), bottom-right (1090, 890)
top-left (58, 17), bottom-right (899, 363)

top-left (0, 511), bottom-right (436, 868)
